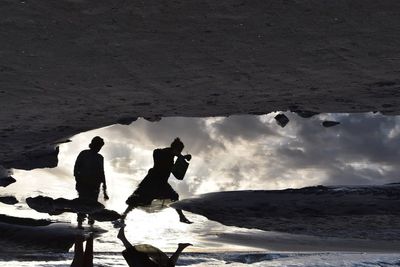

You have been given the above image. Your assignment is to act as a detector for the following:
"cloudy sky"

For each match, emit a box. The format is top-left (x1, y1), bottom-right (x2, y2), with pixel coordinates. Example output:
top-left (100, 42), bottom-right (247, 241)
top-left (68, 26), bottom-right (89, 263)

top-left (9, 111), bottom-right (400, 207)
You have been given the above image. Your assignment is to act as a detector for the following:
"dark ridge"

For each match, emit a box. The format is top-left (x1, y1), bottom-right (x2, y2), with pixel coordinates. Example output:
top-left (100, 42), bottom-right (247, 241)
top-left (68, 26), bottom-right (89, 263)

top-left (0, 214), bottom-right (53, 227)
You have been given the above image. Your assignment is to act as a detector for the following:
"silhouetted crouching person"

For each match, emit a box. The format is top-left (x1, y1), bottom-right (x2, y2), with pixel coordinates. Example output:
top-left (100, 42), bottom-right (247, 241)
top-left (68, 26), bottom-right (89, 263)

top-left (74, 136), bottom-right (109, 229)
top-left (122, 138), bottom-right (192, 224)
top-left (70, 234), bottom-right (94, 267)
top-left (117, 226), bottom-right (191, 267)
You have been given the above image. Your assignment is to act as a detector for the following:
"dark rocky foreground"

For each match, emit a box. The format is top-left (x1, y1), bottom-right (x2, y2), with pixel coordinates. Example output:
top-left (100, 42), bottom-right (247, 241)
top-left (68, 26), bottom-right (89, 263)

top-left (0, 215), bottom-right (77, 252)
top-left (173, 184), bottom-right (400, 240)
top-left (26, 195), bottom-right (121, 221)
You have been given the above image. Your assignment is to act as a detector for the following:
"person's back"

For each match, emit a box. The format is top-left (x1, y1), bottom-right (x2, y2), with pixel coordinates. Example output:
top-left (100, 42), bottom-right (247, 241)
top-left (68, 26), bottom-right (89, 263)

top-left (74, 149), bottom-right (104, 187)
top-left (149, 147), bottom-right (175, 182)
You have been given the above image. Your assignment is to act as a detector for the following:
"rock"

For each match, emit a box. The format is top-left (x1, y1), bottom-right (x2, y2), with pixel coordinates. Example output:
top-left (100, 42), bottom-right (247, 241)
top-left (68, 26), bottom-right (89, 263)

top-left (0, 214), bottom-right (77, 252)
top-left (90, 209), bottom-right (121, 222)
top-left (0, 196), bottom-right (18, 205)
top-left (117, 116), bottom-right (138, 125)
top-left (4, 146), bottom-right (59, 170)
top-left (144, 115), bottom-right (162, 122)
top-left (26, 196), bottom-right (56, 213)
top-left (274, 113), bottom-right (289, 127)
top-left (26, 195), bottom-right (105, 215)
top-left (0, 214), bottom-right (52, 226)
top-left (53, 139), bottom-right (72, 145)
top-left (63, 197), bottom-right (105, 213)
top-left (172, 184), bottom-right (400, 240)
top-left (293, 110), bottom-right (319, 118)
top-left (322, 121), bottom-right (340, 127)
top-left (0, 166), bottom-right (15, 187)
top-left (0, 176), bottom-right (16, 187)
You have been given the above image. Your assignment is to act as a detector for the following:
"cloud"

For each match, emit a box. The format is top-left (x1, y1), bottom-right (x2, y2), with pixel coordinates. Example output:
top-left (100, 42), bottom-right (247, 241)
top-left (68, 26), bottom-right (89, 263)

top-left (183, 112), bottom-right (400, 192)
top-left (211, 115), bottom-right (279, 142)
top-left (265, 113), bottom-right (400, 186)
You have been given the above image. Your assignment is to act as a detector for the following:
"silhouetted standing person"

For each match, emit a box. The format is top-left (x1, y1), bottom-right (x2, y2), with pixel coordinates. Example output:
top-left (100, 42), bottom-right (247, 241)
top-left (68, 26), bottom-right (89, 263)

top-left (74, 136), bottom-right (109, 229)
top-left (122, 138), bottom-right (192, 223)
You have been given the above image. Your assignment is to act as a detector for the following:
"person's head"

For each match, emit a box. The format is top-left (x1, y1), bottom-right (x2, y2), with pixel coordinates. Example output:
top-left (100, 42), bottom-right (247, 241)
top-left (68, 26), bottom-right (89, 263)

top-left (89, 136), bottom-right (104, 152)
top-left (170, 138), bottom-right (184, 155)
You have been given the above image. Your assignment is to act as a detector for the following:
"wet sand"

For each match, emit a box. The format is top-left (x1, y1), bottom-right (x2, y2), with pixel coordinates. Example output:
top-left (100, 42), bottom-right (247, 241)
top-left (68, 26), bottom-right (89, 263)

top-left (2, 0), bottom-right (400, 170)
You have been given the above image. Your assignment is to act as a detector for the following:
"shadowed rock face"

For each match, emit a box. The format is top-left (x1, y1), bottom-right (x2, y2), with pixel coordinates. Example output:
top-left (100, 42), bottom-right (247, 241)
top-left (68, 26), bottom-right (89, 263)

top-left (0, 196), bottom-right (18, 205)
top-left (173, 184), bottom-right (400, 240)
top-left (1, 0), bottom-right (400, 169)
top-left (0, 176), bottom-right (16, 187)
top-left (0, 215), bottom-right (77, 252)
top-left (26, 196), bottom-right (121, 221)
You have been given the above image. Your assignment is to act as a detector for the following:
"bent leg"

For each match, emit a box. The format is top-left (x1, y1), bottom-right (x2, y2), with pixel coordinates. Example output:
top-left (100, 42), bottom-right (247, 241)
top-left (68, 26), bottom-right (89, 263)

top-left (122, 193), bottom-right (153, 219)
top-left (176, 209), bottom-right (193, 224)
top-left (122, 193), bottom-right (142, 219)
top-left (163, 186), bottom-right (193, 224)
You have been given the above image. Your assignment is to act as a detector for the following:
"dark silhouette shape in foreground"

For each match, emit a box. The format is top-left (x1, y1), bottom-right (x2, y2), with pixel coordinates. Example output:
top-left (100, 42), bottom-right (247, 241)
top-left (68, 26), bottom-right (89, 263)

top-left (322, 120), bottom-right (340, 127)
top-left (0, 196), bottom-right (18, 205)
top-left (274, 113), bottom-right (289, 127)
top-left (74, 136), bottom-right (109, 229)
top-left (117, 226), bottom-right (192, 267)
top-left (0, 176), bottom-right (16, 187)
top-left (122, 138), bottom-right (192, 224)
top-left (26, 195), bottom-right (121, 221)
top-left (0, 214), bottom-right (76, 252)
top-left (293, 110), bottom-right (319, 118)
top-left (71, 234), bottom-right (94, 267)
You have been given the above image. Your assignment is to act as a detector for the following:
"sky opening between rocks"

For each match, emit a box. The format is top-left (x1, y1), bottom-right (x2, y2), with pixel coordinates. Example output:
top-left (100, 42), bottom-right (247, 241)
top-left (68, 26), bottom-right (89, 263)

top-left (7, 112), bottom-right (400, 206)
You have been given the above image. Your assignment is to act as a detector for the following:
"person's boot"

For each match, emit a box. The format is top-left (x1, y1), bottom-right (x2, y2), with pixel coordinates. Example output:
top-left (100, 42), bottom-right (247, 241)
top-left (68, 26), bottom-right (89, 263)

top-left (179, 216), bottom-right (193, 224)
top-left (177, 209), bottom-right (193, 224)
